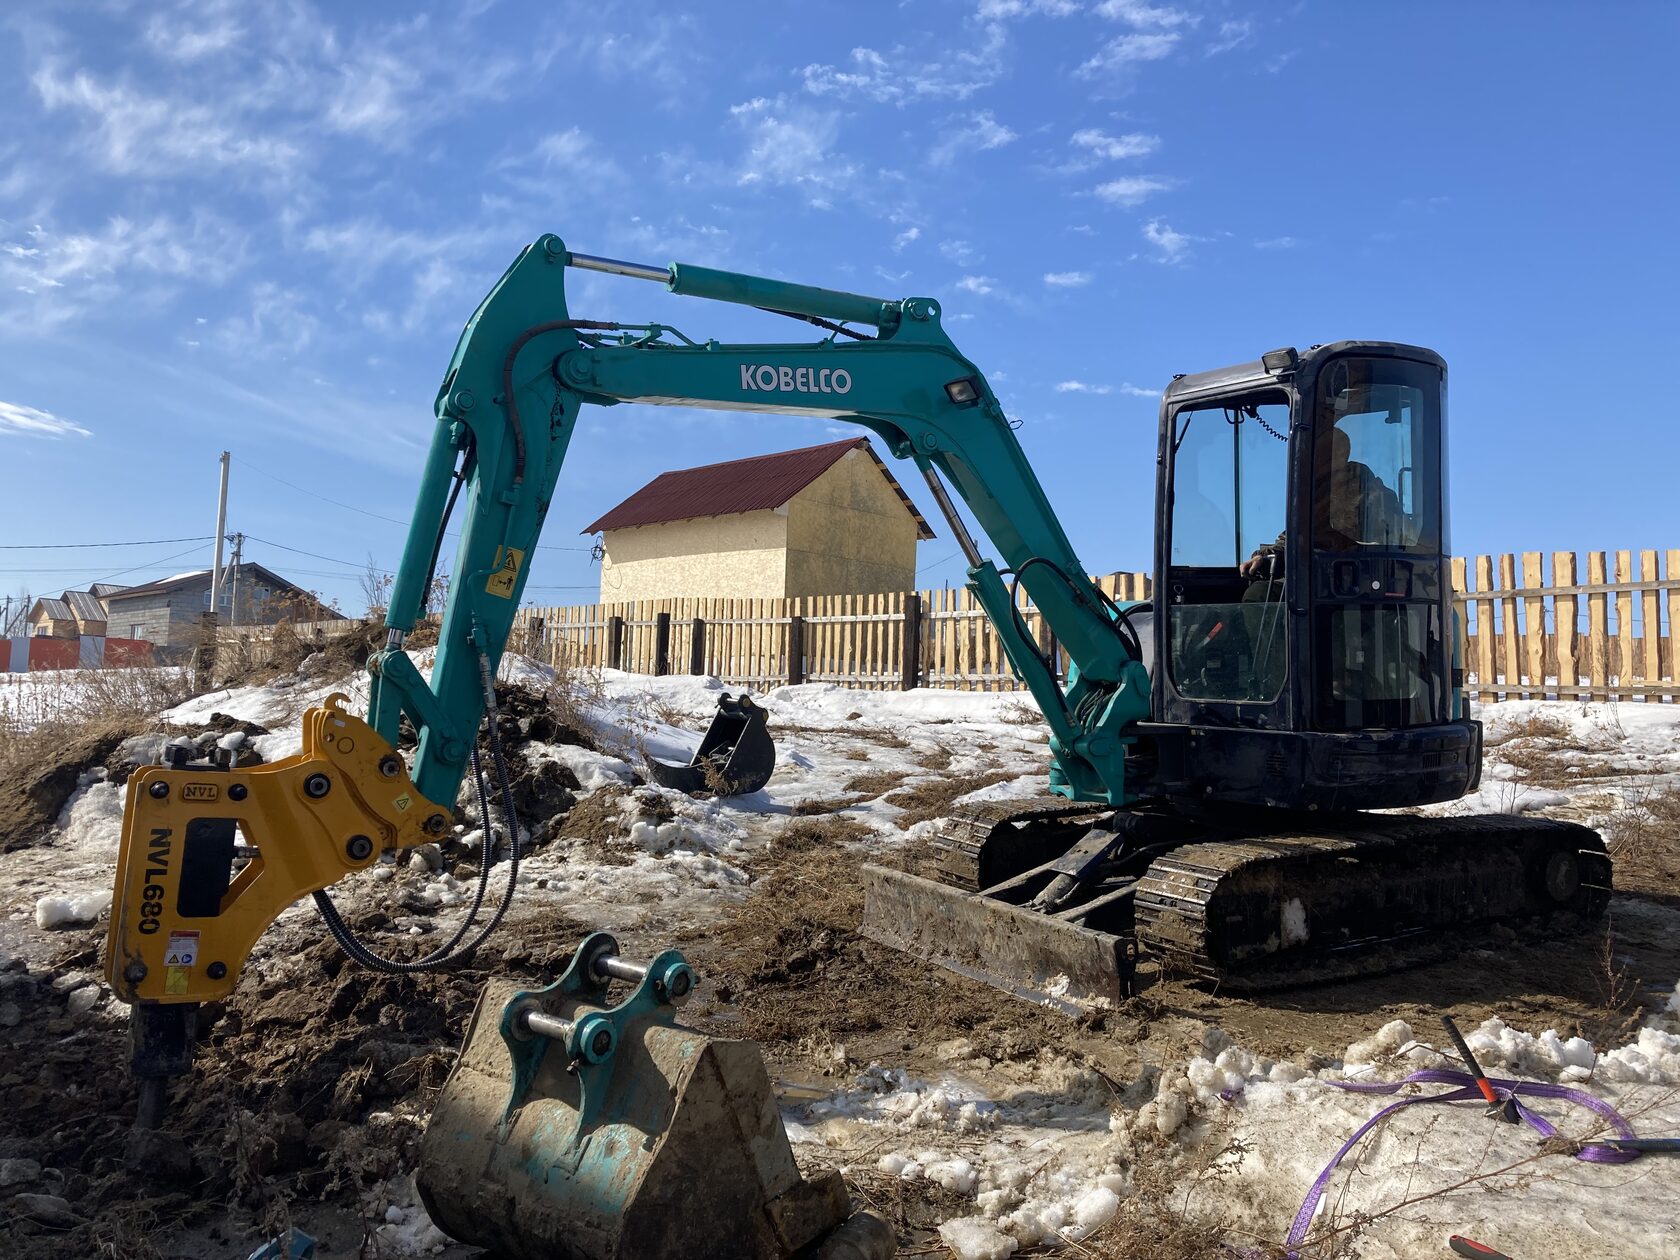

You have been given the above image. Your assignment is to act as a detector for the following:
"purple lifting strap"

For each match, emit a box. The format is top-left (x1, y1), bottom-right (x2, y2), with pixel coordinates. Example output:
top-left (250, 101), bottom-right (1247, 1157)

top-left (1283, 1067), bottom-right (1641, 1252)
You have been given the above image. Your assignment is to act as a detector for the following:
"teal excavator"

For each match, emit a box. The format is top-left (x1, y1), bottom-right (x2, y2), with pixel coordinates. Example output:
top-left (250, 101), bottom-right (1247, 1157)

top-left (102, 236), bottom-right (1609, 1257)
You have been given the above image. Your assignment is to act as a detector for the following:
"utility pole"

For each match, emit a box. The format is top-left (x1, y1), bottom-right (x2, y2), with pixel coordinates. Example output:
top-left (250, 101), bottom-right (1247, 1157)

top-left (196, 452), bottom-right (231, 690)
top-left (227, 532), bottom-right (245, 628)
top-left (210, 452), bottom-right (230, 608)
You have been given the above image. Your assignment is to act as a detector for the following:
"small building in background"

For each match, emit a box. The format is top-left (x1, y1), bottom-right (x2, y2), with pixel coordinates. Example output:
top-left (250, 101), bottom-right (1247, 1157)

top-left (583, 438), bottom-right (935, 603)
top-left (63, 590), bottom-right (109, 637)
top-left (27, 597), bottom-right (78, 638)
top-left (103, 563), bottom-right (341, 649)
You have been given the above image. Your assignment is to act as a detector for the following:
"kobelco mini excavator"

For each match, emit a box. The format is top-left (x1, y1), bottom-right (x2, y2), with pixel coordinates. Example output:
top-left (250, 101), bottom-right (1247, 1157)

top-left (102, 235), bottom-right (1608, 1255)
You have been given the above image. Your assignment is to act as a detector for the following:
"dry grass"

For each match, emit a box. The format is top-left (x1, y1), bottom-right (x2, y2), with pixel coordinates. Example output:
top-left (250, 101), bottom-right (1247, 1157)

top-left (884, 768), bottom-right (1020, 827)
top-left (1604, 782), bottom-right (1680, 900)
top-left (843, 769), bottom-right (912, 796)
top-left (1486, 711), bottom-right (1625, 789)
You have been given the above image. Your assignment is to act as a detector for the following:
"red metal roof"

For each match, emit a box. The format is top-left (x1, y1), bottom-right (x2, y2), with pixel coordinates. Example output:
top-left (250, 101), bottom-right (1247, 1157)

top-left (583, 438), bottom-right (935, 539)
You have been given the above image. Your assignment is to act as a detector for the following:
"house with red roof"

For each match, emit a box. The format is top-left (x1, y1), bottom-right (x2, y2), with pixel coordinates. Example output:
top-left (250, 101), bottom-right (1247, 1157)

top-left (583, 438), bottom-right (934, 603)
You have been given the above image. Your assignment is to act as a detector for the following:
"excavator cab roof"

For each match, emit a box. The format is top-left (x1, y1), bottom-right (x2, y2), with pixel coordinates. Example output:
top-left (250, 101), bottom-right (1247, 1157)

top-left (1164, 340), bottom-right (1445, 403)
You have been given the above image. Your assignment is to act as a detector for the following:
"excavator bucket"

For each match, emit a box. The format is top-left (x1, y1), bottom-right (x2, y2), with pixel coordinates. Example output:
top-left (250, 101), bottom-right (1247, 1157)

top-left (417, 933), bottom-right (892, 1260)
top-left (645, 692), bottom-right (775, 795)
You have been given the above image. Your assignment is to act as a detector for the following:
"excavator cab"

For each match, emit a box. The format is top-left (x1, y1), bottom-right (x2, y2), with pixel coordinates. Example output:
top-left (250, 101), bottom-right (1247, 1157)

top-left (863, 340), bottom-right (1605, 1002)
top-left (1138, 341), bottom-right (1478, 812)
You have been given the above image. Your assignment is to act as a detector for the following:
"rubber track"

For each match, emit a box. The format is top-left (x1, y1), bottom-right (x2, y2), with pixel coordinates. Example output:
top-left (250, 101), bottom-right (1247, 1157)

top-left (1133, 814), bottom-right (1612, 991)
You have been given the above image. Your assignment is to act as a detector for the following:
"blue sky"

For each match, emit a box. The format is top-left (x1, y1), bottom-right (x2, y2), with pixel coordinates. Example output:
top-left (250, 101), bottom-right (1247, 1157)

top-left (3, 0), bottom-right (1677, 616)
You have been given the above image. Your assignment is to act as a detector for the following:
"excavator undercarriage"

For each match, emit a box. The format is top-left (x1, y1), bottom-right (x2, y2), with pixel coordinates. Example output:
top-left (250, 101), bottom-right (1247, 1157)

top-left (862, 802), bottom-right (1611, 1005)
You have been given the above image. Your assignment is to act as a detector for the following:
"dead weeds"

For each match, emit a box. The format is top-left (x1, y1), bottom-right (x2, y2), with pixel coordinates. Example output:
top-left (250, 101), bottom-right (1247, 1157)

top-left (1604, 782), bottom-right (1680, 901)
top-left (884, 769), bottom-right (1020, 826)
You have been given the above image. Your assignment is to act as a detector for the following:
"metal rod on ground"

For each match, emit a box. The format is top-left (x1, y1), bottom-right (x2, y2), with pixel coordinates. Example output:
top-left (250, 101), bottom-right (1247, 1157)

top-left (1440, 1013), bottom-right (1519, 1122)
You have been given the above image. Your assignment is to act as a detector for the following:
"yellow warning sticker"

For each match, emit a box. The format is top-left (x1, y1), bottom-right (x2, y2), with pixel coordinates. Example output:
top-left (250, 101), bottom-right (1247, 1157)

top-left (486, 546), bottom-right (525, 598)
top-left (392, 792), bottom-right (412, 814)
top-left (165, 967), bottom-right (189, 995)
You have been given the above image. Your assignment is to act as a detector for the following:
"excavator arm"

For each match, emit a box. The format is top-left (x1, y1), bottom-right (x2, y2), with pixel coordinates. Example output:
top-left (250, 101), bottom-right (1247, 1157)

top-left (371, 234), bottom-right (1148, 814)
top-left (103, 235), bottom-right (1149, 1107)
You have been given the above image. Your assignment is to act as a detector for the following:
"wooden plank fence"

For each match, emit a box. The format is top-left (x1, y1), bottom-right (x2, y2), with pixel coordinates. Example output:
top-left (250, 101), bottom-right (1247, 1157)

top-left (1456, 548), bottom-right (1679, 702)
top-left (513, 572), bottom-right (1158, 694)
top-left (516, 551), bottom-right (1679, 701)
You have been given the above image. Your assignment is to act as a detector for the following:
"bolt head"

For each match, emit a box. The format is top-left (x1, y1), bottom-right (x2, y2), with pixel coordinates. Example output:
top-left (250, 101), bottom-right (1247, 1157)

top-left (148, 781), bottom-right (169, 799)
top-left (304, 773), bottom-right (331, 799)
top-left (124, 962), bottom-right (147, 984)
top-left (206, 962), bottom-right (227, 980)
top-left (346, 835), bottom-right (374, 861)
top-left (424, 813), bottom-right (448, 836)
top-left (451, 389), bottom-right (476, 412)
top-left (228, 783), bottom-right (248, 801)
top-left (378, 755), bottom-right (402, 779)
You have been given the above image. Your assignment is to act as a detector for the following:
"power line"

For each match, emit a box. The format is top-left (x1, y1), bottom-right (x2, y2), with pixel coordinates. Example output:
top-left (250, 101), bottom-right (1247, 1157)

top-left (0, 535), bottom-right (212, 550)
top-left (243, 534), bottom-right (370, 571)
top-left (230, 455), bottom-right (592, 553)
top-left (89, 544), bottom-right (210, 586)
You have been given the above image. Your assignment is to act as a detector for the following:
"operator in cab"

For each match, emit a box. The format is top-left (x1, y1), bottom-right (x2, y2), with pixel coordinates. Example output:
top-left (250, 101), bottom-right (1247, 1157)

top-left (1239, 423), bottom-right (1403, 578)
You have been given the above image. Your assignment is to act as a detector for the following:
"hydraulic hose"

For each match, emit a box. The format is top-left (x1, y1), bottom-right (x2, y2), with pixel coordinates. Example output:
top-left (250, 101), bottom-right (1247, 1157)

top-left (312, 648), bottom-right (523, 973)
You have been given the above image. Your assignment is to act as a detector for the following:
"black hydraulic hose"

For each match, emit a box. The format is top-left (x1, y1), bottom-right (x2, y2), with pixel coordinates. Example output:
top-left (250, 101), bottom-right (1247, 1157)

top-left (1012, 555), bottom-right (1145, 665)
top-left (499, 319), bottom-right (625, 486)
top-left (416, 446), bottom-right (469, 614)
top-left (312, 648), bottom-right (523, 973)
top-left (754, 306), bottom-right (876, 341)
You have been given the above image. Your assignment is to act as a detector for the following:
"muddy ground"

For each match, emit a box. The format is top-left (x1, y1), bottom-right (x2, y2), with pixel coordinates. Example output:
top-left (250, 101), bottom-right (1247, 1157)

top-left (0, 684), bottom-right (1676, 1259)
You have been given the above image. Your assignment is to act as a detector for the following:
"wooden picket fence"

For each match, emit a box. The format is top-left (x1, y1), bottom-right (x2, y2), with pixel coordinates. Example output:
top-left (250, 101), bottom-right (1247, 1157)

top-left (514, 573), bottom-right (1154, 693)
top-left (1456, 548), bottom-right (1679, 702)
top-left (513, 550), bottom-right (1680, 701)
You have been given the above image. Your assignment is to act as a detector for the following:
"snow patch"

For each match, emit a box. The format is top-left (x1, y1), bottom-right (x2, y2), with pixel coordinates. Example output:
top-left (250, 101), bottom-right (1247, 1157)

top-left (36, 889), bottom-right (113, 929)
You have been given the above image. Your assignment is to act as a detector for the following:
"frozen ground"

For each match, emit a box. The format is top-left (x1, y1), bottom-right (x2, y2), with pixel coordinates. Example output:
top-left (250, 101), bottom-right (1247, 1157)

top-left (1, 660), bottom-right (1677, 1257)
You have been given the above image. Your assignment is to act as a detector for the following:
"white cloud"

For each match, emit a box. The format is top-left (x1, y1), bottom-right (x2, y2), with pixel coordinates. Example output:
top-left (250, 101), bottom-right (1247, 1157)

top-left (978, 0), bottom-right (1079, 18)
top-left (1255, 236), bottom-right (1299, 250)
top-left (1094, 175), bottom-right (1172, 206)
top-left (143, 7), bottom-right (244, 61)
top-left (1071, 128), bottom-right (1160, 160)
top-left (730, 97), bottom-right (858, 203)
top-left (940, 240), bottom-right (978, 266)
top-left (1117, 382), bottom-right (1161, 397)
top-left (893, 226), bottom-right (922, 251)
top-left (956, 275), bottom-right (997, 295)
top-left (1142, 217), bottom-right (1194, 262)
top-left (1055, 380), bottom-right (1112, 394)
top-left (211, 282), bottom-right (318, 357)
top-left (930, 110), bottom-right (1018, 166)
top-left (801, 26), bottom-right (1009, 105)
top-left (1077, 33), bottom-right (1179, 78)
top-left (1043, 270), bottom-right (1093, 287)
top-left (1096, 1), bottom-right (1198, 27)
top-left (1206, 19), bottom-right (1255, 56)
top-left (31, 61), bottom-right (300, 179)
top-left (0, 214), bottom-right (247, 329)
top-left (0, 400), bottom-right (91, 439)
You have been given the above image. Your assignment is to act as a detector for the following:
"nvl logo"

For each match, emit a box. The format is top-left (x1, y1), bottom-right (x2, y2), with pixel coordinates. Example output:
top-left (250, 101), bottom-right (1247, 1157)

top-left (739, 365), bottom-right (853, 396)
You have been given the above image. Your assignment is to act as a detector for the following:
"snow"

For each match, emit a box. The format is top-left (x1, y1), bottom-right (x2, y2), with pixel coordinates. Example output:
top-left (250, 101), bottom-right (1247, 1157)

top-left (6, 656), bottom-right (1680, 1257)
top-left (35, 889), bottom-right (113, 928)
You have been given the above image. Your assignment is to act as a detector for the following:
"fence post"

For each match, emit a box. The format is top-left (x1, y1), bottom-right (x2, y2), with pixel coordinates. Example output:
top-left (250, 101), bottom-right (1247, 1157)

top-left (901, 592), bottom-right (922, 690)
top-left (689, 617), bottom-right (707, 675)
top-left (653, 611), bottom-right (671, 676)
top-left (788, 614), bottom-right (805, 685)
top-left (607, 614), bottom-right (625, 671)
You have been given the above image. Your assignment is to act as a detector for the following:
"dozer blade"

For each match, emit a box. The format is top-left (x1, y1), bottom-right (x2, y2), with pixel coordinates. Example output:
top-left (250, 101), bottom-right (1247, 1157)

top-left (417, 933), bottom-right (888, 1260)
top-left (859, 865), bottom-right (1135, 1012)
top-left (646, 692), bottom-right (776, 796)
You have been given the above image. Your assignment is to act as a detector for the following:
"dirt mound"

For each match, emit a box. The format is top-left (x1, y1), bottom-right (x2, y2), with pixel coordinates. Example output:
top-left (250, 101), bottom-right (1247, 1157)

top-left (0, 724), bottom-right (136, 853)
top-left (0, 891), bottom-right (590, 1257)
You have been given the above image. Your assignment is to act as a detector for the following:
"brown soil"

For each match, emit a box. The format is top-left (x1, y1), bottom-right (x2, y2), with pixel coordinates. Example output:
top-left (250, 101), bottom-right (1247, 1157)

top-left (0, 890), bottom-right (590, 1258)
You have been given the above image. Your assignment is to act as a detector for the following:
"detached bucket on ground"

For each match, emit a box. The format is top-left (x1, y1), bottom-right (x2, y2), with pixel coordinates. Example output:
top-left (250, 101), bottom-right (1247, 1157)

top-left (416, 933), bottom-right (892, 1260)
top-left (645, 692), bottom-right (775, 795)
